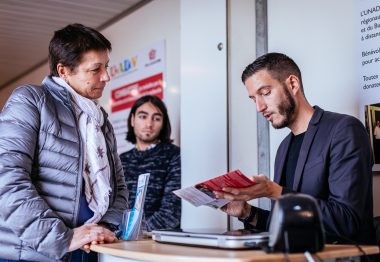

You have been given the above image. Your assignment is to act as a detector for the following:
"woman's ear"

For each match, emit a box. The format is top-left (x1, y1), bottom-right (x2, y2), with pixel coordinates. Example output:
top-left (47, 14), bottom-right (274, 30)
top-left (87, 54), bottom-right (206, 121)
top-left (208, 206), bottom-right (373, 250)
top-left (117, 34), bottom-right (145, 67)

top-left (57, 63), bottom-right (69, 82)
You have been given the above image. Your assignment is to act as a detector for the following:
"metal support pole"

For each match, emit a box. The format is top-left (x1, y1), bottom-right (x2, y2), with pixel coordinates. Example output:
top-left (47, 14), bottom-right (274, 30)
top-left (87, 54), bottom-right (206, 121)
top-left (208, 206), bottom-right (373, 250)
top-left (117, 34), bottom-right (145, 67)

top-left (255, 0), bottom-right (271, 211)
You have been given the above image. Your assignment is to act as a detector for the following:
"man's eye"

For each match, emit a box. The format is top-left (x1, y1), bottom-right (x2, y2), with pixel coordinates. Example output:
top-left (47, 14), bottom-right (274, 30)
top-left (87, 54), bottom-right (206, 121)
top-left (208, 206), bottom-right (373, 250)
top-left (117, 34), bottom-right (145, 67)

top-left (262, 91), bottom-right (271, 96)
top-left (154, 117), bottom-right (162, 122)
top-left (250, 97), bottom-right (256, 103)
top-left (138, 115), bottom-right (146, 119)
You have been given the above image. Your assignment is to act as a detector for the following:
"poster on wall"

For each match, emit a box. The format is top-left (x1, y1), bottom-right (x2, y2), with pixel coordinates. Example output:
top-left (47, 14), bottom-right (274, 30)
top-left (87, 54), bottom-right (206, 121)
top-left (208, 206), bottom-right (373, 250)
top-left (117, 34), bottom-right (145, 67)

top-left (358, 1), bottom-right (380, 172)
top-left (107, 40), bottom-right (166, 154)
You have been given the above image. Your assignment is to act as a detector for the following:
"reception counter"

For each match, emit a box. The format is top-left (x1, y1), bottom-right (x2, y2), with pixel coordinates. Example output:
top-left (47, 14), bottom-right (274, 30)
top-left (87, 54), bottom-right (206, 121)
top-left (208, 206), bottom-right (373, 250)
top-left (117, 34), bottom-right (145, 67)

top-left (91, 239), bottom-right (379, 262)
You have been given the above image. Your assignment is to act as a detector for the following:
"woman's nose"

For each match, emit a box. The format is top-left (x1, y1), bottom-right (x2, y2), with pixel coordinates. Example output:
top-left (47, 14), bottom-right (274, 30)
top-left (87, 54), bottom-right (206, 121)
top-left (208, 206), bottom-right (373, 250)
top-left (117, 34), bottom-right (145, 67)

top-left (101, 69), bottom-right (110, 82)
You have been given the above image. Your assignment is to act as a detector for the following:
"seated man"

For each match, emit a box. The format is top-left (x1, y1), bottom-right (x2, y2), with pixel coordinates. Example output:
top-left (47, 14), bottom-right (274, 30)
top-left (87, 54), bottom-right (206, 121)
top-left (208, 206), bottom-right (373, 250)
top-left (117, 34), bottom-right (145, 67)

top-left (215, 52), bottom-right (376, 245)
top-left (120, 95), bottom-right (181, 231)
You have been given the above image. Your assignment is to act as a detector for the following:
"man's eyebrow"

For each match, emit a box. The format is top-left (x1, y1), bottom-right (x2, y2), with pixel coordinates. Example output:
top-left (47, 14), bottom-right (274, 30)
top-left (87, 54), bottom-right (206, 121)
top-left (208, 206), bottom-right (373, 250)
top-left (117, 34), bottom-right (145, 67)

top-left (257, 85), bottom-right (271, 92)
top-left (136, 110), bottom-right (163, 117)
top-left (153, 112), bottom-right (163, 117)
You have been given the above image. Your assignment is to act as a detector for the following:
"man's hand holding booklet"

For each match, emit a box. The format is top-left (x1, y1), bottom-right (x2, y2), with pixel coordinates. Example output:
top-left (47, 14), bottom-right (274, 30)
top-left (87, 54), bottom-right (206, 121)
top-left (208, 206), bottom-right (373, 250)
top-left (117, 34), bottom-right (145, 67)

top-left (173, 170), bottom-right (254, 208)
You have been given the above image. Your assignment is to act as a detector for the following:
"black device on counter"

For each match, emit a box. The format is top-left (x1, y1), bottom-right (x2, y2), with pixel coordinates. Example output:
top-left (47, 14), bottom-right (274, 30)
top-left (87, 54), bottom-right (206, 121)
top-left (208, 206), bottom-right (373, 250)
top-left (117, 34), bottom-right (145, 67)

top-left (268, 193), bottom-right (325, 253)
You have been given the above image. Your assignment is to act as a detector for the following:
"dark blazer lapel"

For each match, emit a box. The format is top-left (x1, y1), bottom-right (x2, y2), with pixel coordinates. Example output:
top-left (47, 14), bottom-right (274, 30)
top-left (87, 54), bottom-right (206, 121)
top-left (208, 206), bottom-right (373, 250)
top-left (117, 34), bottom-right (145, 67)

top-left (292, 106), bottom-right (324, 191)
top-left (274, 134), bottom-right (292, 184)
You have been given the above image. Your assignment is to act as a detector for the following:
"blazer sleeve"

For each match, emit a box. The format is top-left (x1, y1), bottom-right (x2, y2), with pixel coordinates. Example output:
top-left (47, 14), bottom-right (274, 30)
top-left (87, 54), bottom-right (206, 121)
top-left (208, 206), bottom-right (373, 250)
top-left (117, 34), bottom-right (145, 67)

top-left (317, 117), bottom-right (373, 241)
top-left (242, 206), bottom-right (270, 231)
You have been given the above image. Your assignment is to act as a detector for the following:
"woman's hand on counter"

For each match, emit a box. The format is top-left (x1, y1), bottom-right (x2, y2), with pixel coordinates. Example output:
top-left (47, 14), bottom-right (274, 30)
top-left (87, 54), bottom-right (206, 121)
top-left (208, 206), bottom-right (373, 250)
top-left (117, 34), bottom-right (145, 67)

top-left (68, 223), bottom-right (118, 253)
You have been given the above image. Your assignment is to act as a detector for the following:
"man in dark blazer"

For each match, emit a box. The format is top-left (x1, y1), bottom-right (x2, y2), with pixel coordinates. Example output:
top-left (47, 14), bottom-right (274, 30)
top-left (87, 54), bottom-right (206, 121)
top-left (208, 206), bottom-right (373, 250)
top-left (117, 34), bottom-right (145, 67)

top-left (215, 52), bottom-right (375, 244)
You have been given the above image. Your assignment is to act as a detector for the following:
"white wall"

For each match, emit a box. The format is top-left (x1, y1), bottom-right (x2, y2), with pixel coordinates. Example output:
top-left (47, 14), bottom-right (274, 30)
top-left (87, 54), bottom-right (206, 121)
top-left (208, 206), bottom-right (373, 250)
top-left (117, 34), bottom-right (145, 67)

top-left (180, 0), bottom-right (228, 229)
top-left (267, 0), bottom-right (380, 216)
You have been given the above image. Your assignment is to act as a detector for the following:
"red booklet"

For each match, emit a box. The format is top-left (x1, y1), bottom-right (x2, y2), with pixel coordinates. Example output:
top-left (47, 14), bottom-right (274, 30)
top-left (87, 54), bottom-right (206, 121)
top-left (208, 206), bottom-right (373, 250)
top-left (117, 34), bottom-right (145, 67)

top-left (196, 169), bottom-right (254, 191)
top-left (173, 170), bottom-right (254, 208)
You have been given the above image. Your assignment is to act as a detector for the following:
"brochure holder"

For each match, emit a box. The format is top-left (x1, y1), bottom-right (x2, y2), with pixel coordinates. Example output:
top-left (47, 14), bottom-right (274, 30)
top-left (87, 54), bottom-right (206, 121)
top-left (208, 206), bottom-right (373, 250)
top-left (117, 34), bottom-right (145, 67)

top-left (120, 173), bottom-right (150, 240)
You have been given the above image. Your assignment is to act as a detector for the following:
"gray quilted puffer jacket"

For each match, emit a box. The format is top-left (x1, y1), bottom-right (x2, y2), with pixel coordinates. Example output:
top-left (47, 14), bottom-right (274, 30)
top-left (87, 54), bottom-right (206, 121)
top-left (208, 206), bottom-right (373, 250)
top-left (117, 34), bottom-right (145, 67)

top-left (0, 76), bottom-right (128, 261)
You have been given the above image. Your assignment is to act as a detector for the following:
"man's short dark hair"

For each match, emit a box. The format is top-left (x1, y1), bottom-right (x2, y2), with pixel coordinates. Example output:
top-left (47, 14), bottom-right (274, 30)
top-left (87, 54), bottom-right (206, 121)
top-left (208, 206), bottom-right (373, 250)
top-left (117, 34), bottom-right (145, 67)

top-left (48, 23), bottom-right (111, 76)
top-left (126, 95), bottom-right (173, 144)
top-left (241, 52), bottom-right (304, 93)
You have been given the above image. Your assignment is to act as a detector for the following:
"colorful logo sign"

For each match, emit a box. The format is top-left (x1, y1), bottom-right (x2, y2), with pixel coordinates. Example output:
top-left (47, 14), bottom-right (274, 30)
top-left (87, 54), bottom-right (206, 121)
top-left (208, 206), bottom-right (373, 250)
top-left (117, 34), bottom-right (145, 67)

top-left (109, 56), bottom-right (138, 78)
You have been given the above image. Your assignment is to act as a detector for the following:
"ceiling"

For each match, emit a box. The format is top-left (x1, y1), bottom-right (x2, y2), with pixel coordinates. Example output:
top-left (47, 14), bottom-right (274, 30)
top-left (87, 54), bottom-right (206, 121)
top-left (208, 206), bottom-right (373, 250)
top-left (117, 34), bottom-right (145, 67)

top-left (0, 0), bottom-right (149, 90)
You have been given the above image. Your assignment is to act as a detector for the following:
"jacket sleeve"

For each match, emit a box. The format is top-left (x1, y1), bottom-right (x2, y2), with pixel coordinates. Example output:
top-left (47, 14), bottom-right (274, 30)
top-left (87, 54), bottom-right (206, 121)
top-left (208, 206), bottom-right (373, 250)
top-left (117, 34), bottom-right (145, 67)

top-left (317, 117), bottom-right (373, 242)
top-left (146, 149), bottom-right (181, 231)
top-left (242, 206), bottom-right (270, 231)
top-left (0, 86), bottom-right (73, 260)
top-left (100, 121), bottom-right (129, 227)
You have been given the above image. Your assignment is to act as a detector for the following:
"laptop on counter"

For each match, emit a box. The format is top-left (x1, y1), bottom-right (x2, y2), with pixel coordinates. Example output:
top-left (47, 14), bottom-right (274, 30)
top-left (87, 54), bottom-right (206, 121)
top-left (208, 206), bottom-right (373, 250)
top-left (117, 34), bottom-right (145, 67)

top-left (152, 228), bottom-right (269, 249)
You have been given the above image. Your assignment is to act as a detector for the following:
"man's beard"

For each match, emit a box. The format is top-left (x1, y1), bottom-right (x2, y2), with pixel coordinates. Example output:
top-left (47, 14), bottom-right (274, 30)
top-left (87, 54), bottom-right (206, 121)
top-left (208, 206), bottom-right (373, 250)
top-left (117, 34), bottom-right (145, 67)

top-left (272, 84), bottom-right (296, 129)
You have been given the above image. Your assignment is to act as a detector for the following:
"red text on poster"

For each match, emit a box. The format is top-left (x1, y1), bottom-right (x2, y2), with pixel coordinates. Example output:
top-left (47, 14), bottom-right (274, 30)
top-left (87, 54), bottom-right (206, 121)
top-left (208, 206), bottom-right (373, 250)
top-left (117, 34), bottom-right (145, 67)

top-left (111, 73), bottom-right (163, 112)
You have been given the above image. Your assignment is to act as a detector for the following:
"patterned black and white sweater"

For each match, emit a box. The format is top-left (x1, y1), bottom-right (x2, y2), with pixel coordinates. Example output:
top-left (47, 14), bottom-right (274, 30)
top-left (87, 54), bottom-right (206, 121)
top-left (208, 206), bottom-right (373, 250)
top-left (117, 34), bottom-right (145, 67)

top-left (120, 143), bottom-right (181, 231)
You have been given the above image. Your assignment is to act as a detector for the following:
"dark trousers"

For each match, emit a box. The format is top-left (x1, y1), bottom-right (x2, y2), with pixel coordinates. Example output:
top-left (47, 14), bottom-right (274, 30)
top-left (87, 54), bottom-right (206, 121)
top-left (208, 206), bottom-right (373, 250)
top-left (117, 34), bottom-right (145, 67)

top-left (0, 250), bottom-right (98, 262)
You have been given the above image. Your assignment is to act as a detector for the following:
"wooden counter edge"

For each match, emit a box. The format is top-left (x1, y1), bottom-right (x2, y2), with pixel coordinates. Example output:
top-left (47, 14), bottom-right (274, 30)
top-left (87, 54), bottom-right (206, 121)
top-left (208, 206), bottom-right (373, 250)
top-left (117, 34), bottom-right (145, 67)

top-left (90, 240), bottom-right (380, 262)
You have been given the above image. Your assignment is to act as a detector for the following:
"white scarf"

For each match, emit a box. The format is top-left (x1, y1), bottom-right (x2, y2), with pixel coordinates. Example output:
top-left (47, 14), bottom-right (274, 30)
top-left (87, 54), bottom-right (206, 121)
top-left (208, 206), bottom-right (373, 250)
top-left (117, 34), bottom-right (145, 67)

top-left (53, 77), bottom-right (111, 224)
